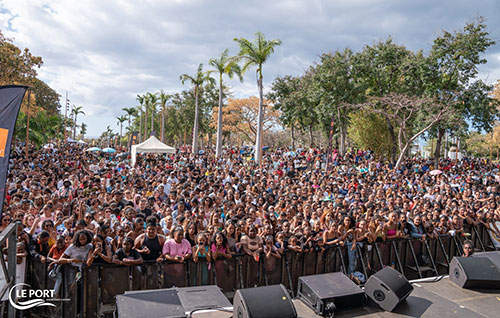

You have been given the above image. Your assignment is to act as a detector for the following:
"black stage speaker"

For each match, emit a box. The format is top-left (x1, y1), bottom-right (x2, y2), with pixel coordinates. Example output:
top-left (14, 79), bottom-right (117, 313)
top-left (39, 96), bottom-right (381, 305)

top-left (297, 272), bottom-right (366, 316)
top-left (233, 284), bottom-right (297, 318)
top-left (450, 256), bottom-right (500, 289)
top-left (176, 285), bottom-right (231, 313)
top-left (473, 251), bottom-right (500, 269)
top-left (364, 267), bottom-right (414, 311)
top-left (116, 289), bottom-right (186, 318)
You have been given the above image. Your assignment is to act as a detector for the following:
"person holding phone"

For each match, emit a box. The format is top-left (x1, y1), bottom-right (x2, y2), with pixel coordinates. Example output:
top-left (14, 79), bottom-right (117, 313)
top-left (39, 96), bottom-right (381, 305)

top-left (87, 234), bottom-right (113, 266)
top-left (192, 233), bottom-right (211, 263)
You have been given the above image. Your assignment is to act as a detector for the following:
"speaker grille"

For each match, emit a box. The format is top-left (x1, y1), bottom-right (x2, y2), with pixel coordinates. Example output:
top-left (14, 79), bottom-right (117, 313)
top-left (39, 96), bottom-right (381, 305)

top-left (373, 289), bottom-right (385, 301)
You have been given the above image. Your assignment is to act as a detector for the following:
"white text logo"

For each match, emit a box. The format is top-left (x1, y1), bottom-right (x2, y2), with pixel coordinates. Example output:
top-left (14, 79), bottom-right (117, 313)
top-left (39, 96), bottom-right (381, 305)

top-left (8, 283), bottom-right (56, 310)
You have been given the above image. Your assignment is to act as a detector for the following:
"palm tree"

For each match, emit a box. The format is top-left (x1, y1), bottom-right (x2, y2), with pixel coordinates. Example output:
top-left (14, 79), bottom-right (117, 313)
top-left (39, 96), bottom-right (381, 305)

top-left (136, 95), bottom-right (145, 142)
top-left (80, 122), bottom-right (87, 139)
top-left (71, 105), bottom-right (86, 139)
top-left (234, 32), bottom-right (281, 165)
top-left (116, 115), bottom-right (127, 145)
top-left (146, 92), bottom-right (158, 136)
top-left (209, 49), bottom-right (243, 157)
top-left (122, 107), bottom-right (138, 143)
top-left (180, 63), bottom-right (214, 153)
top-left (158, 90), bottom-right (170, 142)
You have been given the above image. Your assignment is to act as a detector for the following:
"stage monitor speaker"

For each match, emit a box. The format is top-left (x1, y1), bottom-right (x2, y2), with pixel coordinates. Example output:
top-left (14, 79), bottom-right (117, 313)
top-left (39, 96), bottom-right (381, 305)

top-left (176, 285), bottom-right (231, 313)
top-left (364, 267), bottom-right (414, 312)
top-left (473, 251), bottom-right (500, 270)
top-left (450, 256), bottom-right (500, 289)
top-left (117, 289), bottom-right (186, 318)
top-left (297, 272), bottom-right (366, 316)
top-left (233, 284), bottom-right (297, 318)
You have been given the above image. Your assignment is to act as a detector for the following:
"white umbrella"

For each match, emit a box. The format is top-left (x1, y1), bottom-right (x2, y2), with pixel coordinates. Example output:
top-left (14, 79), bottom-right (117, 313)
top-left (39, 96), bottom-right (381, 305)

top-left (429, 169), bottom-right (443, 176)
top-left (77, 140), bottom-right (86, 144)
top-left (86, 147), bottom-right (101, 152)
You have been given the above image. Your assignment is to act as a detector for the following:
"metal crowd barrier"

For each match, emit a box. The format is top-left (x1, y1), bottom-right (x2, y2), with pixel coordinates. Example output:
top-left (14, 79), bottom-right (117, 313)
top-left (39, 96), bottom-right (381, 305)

top-left (24, 224), bottom-right (497, 318)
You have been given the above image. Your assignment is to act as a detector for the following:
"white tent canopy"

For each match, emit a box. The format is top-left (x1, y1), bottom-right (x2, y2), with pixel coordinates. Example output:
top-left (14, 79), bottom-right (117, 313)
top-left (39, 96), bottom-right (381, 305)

top-left (131, 136), bottom-right (176, 165)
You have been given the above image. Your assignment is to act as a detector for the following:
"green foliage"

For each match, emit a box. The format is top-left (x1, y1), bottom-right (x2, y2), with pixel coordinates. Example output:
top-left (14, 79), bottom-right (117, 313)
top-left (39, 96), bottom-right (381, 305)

top-left (268, 75), bottom-right (301, 127)
top-left (14, 110), bottom-right (63, 146)
top-left (427, 18), bottom-right (497, 131)
top-left (233, 32), bottom-right (282, 79)
top-left (348, 111), bottom-right (392, 159)
top-left (32, 78), bottom-right (61, 115)
top-left (465, 131), bottom-right (490, 157)
top-left (0, 30), bottom-right (43, 85)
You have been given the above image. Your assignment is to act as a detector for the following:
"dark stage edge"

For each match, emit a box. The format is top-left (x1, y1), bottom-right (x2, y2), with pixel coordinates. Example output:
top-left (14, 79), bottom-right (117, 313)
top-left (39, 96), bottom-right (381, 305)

top-left (190, 278), bottom-right (500, 318)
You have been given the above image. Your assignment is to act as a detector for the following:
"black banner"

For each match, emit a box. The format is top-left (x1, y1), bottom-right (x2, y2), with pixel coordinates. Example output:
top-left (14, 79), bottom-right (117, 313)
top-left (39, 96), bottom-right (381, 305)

top-left (129, 131), bottom-right (139, 148)
top-left (0, 85), bottom-right (28, 217)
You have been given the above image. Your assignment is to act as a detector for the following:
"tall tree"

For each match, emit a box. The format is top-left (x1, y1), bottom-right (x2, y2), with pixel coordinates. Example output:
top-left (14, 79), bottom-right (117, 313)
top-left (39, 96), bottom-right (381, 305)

top-left (234, 32), bottom-right (281, 165)
top-left (180, 63), bottom-right (214, 153)
top-left (122, 106), bottom-right (138, 142)
top-left (0, 30), bottom-right (43, 85)
top-left (427, 18), bottom-right (497, 167)
top-left (356, 38), bottom-right (417, 163)
top-left (32, 78), bottom-right (61, 115)
top-left (80, 122), bottom-right (87, 139)
top-left (146, 92), bottom-right (158, 136)
top-left (313, 49), bottom-right (363, 154)
top-left (209, 48), bottom-right (243, 157)
top-left (71, 105), bottom-right (85, 139)
top-left (116, 115), bottom-right (127, 143)
top-left (158, 90), bottom-right (170, 143)
top-left (268, 75), bottom-right (301, 148)
top-left (136, 94), bottom-right (145, 142)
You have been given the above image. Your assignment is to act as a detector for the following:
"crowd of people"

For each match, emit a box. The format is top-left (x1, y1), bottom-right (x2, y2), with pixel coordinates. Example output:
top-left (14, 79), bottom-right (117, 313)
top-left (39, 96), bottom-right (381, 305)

top-left (2, 144), bottom-right (500, 285)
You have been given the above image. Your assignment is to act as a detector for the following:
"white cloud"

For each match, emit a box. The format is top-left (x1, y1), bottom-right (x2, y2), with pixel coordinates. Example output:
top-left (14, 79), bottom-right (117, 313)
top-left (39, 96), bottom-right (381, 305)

top-left (1, 0), bottom-right (499, 136)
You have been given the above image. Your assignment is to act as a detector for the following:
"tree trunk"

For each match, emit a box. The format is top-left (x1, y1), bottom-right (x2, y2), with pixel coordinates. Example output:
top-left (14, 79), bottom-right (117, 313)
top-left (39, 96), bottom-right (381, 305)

top-left (139, 107), bottom-right (143, 143)
top-left (255, 72), bottom-right (264, 166)
top-left (337, 107), bottom-right (346, 155)
top-left (73, 114), bottom-right (77, 139)
top-left (291, 125), bottom-right (295, 149)
top-left (308, 124), bottom-right (314, 147)
top-left (192, 86), bottom-right (200, 153)
top-left (151, 105), bottom-right (154, 136)
top-left (216, 75), bottom-right (224, 157)
top-left (384, 114), bottom-right (397, 164)
top-left (395, 143), bottom-right (410, 172)
top-left (144, 106), bottom-right (148, 141)
top-left (444, 131), bottom-right (448, 159)
top-left (161, 107), bottom-right (165, 143)
top-left (433, 127), bottom-right (444, 168)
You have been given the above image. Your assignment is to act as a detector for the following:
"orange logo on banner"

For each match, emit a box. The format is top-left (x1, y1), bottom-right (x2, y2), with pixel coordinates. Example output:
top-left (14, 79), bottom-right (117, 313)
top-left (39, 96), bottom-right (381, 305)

top-left (0, 128), bottom-right (8, 158)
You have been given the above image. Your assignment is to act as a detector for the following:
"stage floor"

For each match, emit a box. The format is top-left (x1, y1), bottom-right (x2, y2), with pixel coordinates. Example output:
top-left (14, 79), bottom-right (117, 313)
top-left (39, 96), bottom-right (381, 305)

top-left (192, 278), bottom-right (500, 318)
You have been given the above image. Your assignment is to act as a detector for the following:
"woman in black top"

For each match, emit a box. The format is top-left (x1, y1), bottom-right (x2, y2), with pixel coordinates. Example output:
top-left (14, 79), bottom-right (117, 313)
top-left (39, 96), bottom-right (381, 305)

top-left (87, 234), bottom-right (113, 266)
top-left (113, 237), bottom-right (143, 265)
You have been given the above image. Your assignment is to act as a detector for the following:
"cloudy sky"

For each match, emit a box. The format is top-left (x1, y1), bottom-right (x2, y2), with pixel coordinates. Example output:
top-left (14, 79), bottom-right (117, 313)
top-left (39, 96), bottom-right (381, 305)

top-left (1, 0), bottom-right (500, 137)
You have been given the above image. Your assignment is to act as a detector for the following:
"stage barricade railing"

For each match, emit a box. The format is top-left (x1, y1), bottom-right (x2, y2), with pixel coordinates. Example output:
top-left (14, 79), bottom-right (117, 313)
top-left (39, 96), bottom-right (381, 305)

top-left (24, 224), bottom-right (496, 318)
